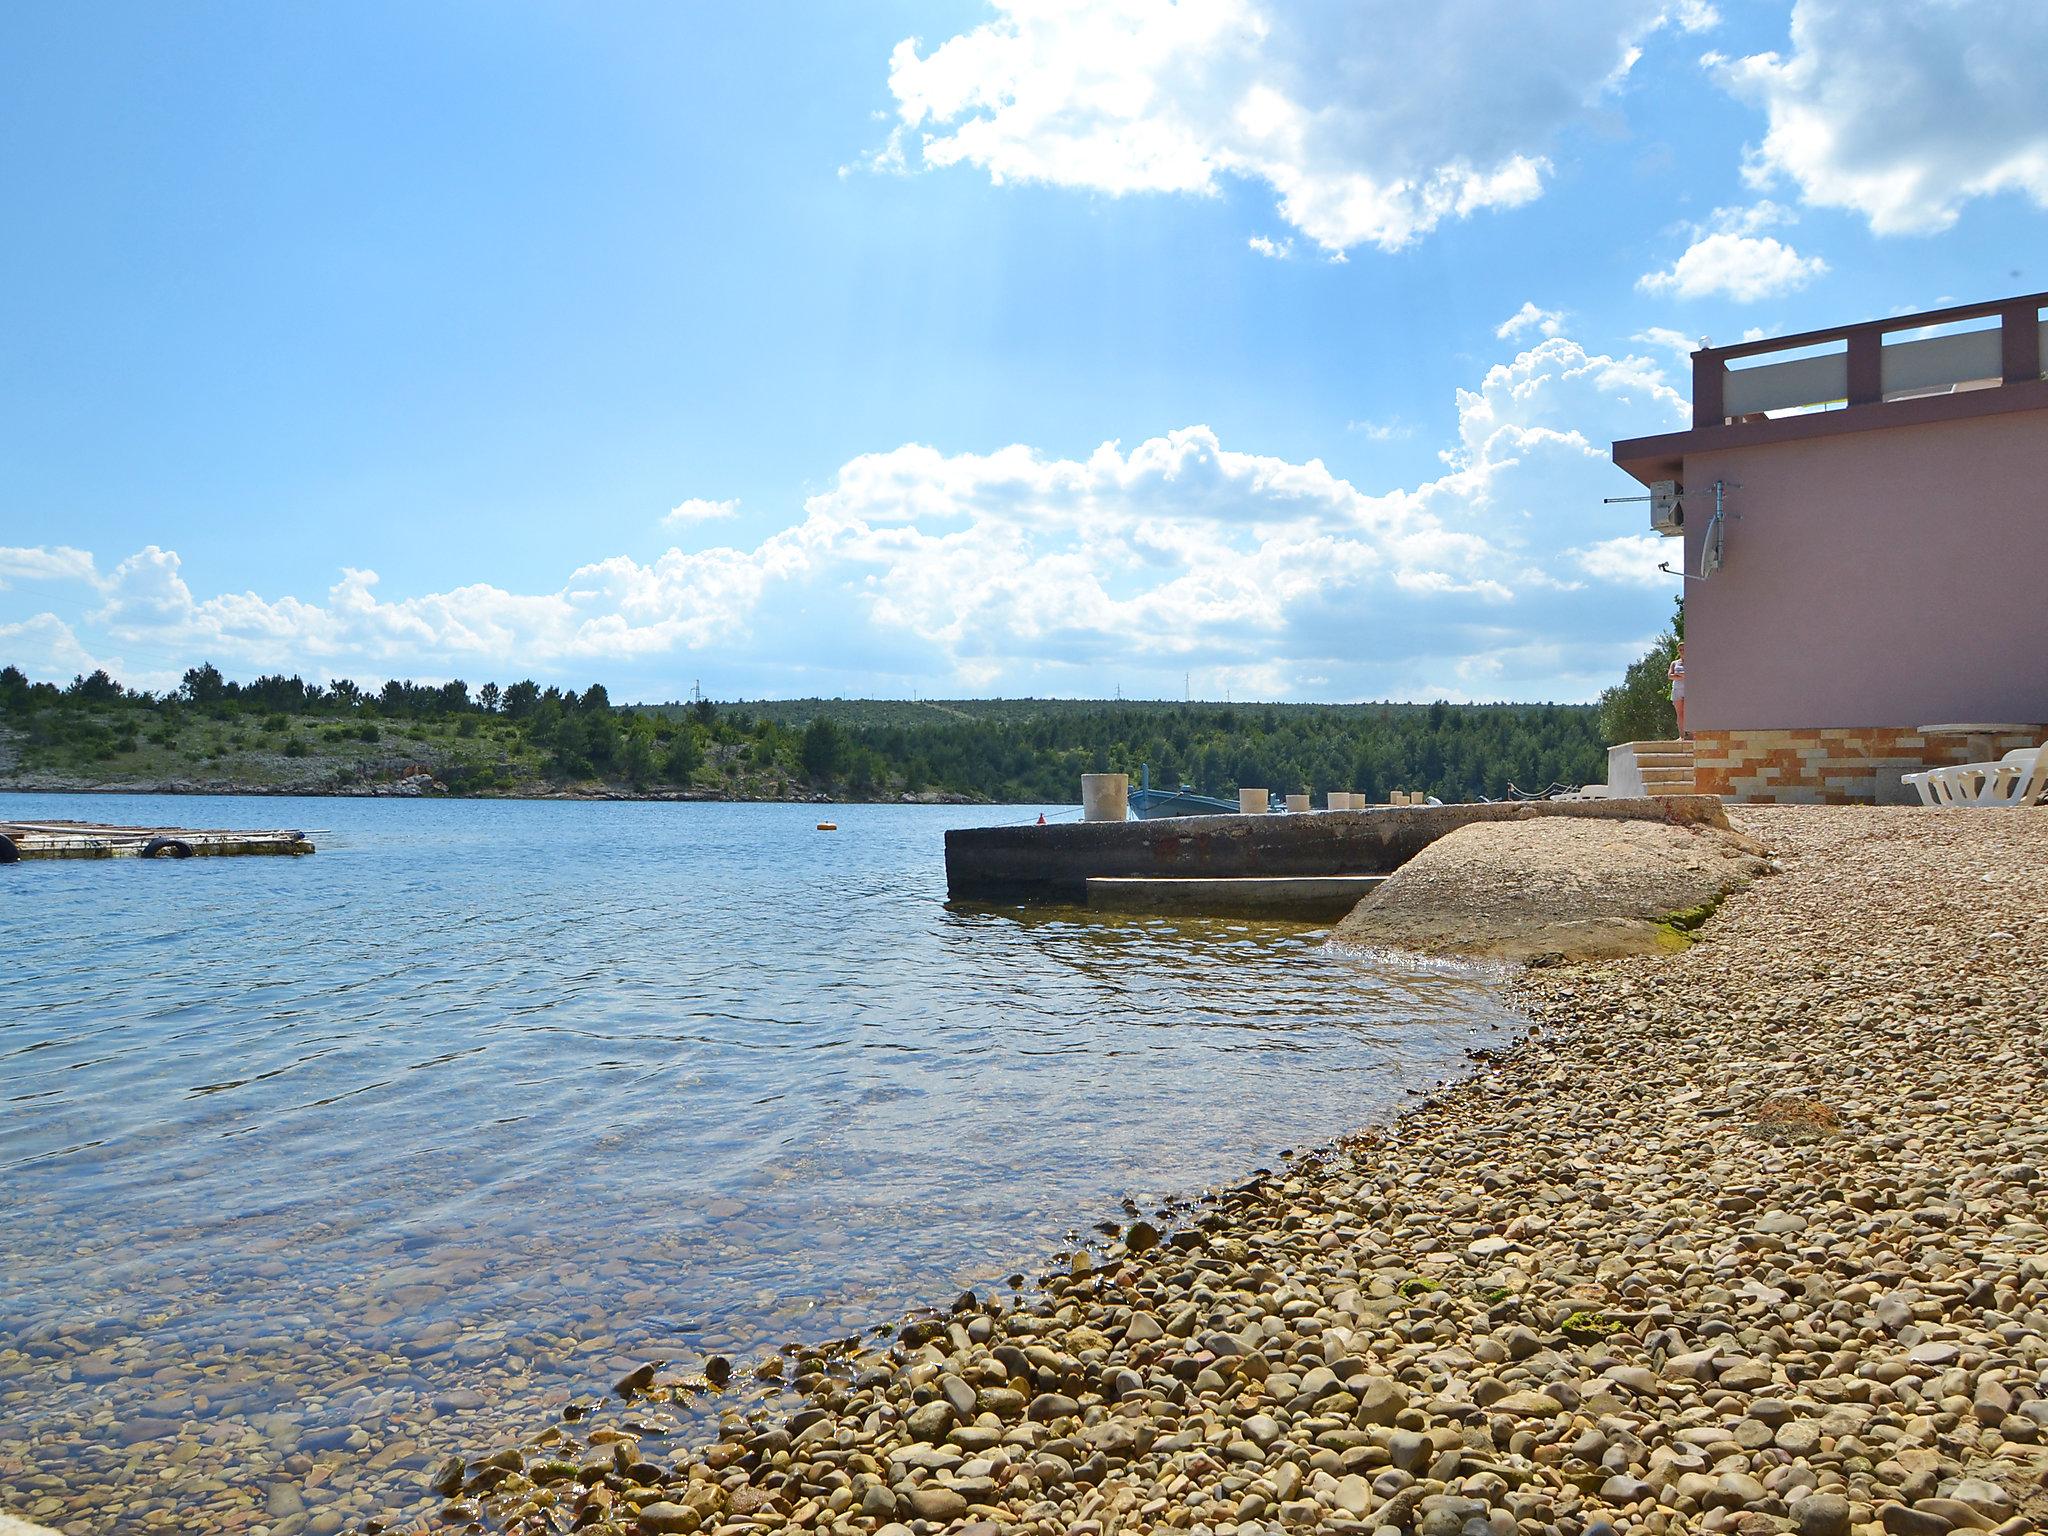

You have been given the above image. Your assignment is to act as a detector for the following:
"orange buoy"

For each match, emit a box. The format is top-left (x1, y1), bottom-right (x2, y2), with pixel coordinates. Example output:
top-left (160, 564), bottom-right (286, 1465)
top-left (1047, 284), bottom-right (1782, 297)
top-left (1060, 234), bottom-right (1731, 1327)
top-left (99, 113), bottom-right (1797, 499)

top-left (816, 822), bottom-right (838, 831)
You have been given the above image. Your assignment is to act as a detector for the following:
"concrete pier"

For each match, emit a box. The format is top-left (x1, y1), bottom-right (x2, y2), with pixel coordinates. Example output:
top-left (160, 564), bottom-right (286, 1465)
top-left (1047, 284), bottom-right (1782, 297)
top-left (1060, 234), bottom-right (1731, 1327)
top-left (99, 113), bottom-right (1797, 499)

top-left (945, 796), bottom-right (1726, 904)
top-left (1086, 874), bottom-right (1387, 921)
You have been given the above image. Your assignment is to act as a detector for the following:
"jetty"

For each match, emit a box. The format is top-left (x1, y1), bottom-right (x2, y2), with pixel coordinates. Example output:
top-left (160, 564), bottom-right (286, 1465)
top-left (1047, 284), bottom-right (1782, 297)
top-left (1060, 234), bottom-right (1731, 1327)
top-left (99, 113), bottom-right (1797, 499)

top-left (945, 795), bottom-right (1723, 906)
top-left (1084, 873), bottom-right (1387, 921)
top-left (0, 819), bottom-right (315, 862)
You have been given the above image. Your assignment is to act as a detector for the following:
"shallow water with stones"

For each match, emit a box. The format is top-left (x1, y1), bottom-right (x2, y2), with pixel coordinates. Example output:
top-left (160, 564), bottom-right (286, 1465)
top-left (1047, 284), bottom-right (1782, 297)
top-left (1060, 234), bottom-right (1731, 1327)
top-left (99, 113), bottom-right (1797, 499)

top-left (0, 794), bottom-right (1513, 1533)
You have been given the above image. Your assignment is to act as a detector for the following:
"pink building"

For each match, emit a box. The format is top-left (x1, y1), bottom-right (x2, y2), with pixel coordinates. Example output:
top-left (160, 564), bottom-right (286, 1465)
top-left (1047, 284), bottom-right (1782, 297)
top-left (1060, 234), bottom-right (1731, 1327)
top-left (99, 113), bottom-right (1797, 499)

top-left (1611, 291), bottom-right (2048, 803)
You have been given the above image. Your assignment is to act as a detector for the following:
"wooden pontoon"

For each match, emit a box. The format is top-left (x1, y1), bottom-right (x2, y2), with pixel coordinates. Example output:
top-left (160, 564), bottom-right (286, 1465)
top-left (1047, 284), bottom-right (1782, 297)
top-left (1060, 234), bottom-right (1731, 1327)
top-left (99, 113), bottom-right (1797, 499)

top-left (0, 819), bottom-right (315, 862)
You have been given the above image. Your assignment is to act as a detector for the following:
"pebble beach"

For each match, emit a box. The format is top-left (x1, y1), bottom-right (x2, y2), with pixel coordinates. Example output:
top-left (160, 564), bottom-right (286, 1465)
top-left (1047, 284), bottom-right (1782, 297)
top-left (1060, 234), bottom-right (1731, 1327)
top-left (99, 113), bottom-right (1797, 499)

top-left (436, 805), bottom-right (2048, 1536)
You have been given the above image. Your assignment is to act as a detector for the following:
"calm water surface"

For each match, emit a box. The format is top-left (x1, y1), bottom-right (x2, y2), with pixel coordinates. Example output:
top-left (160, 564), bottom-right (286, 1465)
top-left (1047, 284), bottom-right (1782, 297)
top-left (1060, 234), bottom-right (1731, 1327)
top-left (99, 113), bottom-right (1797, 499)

top-left (0, 794), bottom-right (1513, 1533)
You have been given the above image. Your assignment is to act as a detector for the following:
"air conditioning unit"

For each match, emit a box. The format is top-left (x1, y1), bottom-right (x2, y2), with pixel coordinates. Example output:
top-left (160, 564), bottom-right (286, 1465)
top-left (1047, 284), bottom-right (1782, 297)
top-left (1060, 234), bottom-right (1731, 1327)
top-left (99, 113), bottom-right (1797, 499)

top-left (1650, 480), bottom-right (1683, 534)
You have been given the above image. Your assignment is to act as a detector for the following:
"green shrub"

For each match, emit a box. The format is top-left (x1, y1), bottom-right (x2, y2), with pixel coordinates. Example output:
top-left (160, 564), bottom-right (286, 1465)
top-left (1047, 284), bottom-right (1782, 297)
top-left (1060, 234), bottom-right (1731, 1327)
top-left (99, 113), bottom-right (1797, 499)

top-left (1598, 596), bottom-right (1683, 746)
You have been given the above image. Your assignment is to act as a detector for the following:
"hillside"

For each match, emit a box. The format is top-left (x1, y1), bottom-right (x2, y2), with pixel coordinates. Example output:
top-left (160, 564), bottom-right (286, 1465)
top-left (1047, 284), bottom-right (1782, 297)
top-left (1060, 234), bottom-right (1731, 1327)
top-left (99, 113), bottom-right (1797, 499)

top-left (0, 665), bottom-right (1606, 804)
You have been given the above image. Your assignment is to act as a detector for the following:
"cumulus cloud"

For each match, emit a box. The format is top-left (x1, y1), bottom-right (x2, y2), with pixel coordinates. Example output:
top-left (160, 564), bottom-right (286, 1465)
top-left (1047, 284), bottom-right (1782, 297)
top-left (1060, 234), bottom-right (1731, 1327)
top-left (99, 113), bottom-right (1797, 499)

top-left (663, 497), bottom-right (740, 525)
top-left (1638, 206), bottom-right (1827, 301)
top-left (1575, 533), bottom-right (1681, 588)
top-left (0, 613), bottom-right (101, 677)
top-left (1496, 302), bottom-right (1565, 340)
top-left (1246, 234), bottom-right (1293, 259)
top-left (1715, 0), bottom-right (2048, 235)
top-left (872, 0), bottom-right (1717, 253)
top-left (6, 332), bottom-right (1689, 702)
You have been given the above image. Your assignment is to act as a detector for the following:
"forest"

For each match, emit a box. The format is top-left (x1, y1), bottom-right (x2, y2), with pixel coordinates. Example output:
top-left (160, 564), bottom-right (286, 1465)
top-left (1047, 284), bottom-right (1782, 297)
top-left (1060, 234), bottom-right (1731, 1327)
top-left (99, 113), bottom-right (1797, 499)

top-left (0, 660), bottom-right (1617, 803)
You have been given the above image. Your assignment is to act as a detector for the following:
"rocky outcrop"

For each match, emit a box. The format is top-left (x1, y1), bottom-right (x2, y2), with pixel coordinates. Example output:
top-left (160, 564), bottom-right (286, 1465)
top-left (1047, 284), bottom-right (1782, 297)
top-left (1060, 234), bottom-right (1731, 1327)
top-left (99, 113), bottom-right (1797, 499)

top-left (1330, 815), bottom-right (1773, 963)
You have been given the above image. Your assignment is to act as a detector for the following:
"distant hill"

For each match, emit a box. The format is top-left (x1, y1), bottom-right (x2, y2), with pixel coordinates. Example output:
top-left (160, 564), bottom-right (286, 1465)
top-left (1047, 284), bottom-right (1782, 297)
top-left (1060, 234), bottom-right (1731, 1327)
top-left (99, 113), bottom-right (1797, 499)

top-left (1, 663), bottom-right (1605, 804)
top-left (635, 695), bottom-right (1492, 728)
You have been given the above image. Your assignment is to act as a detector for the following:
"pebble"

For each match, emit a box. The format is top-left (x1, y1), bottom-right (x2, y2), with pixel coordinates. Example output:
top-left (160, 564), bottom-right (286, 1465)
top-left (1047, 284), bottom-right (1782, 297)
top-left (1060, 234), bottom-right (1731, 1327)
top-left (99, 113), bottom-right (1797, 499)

top-left (54, 806), bottom-right (2048, 1536)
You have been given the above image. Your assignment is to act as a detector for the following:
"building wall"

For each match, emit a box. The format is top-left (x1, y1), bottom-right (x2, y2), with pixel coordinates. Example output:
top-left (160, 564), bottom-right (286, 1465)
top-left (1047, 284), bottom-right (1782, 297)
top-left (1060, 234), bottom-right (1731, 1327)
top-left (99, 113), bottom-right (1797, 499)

top-left (1679, 410), bottom-right (2048, 733)
top-left (1691, 726), bottom-right (2038, 804)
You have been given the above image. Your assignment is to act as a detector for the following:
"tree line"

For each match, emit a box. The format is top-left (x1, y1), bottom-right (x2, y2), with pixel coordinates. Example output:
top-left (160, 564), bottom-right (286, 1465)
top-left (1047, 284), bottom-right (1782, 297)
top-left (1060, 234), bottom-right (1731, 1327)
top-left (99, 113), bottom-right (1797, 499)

top-left (2, 661), bottom-right (1608, 802)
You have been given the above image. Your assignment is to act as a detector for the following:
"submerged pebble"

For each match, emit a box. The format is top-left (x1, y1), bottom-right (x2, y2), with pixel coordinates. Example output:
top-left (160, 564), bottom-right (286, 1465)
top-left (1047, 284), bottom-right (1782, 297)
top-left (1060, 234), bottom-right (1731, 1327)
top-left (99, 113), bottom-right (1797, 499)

top-left (441, 806), bottom-right (2048, 1536)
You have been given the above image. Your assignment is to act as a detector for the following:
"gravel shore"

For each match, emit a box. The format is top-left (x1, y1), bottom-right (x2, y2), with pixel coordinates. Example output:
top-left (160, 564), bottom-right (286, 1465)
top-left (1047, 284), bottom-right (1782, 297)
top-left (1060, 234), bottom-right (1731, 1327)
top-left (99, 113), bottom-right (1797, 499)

top-left (442, 806), bottom-right (2048, 1536)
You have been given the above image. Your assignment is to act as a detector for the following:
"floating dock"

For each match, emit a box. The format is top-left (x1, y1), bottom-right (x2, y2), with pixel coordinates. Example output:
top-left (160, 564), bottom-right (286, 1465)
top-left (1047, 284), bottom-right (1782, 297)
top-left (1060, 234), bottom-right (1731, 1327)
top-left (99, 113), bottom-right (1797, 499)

top-left (946, 796), bottom-right (1724, 905)
top-left (0, 820), bottom-right (315, 862)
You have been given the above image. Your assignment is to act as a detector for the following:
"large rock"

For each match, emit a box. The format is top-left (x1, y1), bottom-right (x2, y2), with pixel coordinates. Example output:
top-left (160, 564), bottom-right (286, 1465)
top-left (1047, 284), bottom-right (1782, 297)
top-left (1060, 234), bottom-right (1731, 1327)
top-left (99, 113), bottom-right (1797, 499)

top-left (1330, 815), bottom-right (1770, 963)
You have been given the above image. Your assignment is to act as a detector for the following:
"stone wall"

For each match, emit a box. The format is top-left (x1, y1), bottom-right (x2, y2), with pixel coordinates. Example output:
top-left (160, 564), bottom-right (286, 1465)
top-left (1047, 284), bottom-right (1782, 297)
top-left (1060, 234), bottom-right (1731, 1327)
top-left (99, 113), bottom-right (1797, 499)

top-left (1692, 726), bottom-right (2042, 804)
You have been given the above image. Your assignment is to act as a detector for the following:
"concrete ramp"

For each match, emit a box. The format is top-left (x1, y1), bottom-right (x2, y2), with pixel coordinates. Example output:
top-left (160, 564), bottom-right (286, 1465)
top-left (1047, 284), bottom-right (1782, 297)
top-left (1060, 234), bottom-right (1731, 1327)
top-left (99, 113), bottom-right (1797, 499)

top-left (945, 796), bottom-right (1726, 904)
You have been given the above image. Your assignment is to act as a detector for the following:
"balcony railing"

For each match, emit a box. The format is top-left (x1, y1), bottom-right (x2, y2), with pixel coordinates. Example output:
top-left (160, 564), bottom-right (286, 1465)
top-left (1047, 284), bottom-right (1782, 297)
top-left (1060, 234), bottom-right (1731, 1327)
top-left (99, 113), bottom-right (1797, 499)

top-left (1693, 293), bottom-right (2048, 429)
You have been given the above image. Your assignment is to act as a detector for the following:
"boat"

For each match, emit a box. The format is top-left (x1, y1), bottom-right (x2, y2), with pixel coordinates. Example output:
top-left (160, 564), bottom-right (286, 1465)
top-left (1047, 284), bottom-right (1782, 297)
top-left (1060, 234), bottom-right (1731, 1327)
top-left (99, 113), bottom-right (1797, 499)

top-left (1126, 764), bottom-right (1245, 819)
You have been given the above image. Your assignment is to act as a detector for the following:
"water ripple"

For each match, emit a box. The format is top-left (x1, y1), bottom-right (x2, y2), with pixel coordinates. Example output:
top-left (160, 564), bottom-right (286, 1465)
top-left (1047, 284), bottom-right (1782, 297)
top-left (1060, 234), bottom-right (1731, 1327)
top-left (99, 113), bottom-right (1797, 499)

top-left (0, 793), bottom-right (1512, 1533)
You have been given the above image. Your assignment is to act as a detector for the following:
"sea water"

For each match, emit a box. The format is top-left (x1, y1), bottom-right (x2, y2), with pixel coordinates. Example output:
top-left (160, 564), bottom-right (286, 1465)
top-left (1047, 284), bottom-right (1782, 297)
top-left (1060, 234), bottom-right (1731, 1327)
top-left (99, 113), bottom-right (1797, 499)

top-left (0, 794), bottom-right (1512, 1532)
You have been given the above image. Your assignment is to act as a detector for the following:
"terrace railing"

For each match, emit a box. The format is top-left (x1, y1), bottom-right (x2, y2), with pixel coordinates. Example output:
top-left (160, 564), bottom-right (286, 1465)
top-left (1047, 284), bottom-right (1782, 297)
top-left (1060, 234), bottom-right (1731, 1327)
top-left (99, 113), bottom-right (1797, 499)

top-left (1693, 293), bottom-right (2048, 429)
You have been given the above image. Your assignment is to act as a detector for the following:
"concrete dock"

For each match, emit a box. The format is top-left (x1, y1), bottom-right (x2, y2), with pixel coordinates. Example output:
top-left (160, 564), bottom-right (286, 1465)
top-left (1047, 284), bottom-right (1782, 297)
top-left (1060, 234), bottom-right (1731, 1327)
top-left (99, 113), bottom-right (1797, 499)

top-left (1086, 873), bottom-right (1386, 921)
top-left (945, 796), bottom-right (1725, 905)
top-left (0, 820), bottom-right (315, 861)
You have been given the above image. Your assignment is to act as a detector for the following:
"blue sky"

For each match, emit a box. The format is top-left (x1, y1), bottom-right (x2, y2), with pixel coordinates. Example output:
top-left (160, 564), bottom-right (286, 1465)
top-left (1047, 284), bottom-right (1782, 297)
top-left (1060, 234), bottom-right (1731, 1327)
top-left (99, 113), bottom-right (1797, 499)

top-left (3, 0), bottom-right (2043, 703)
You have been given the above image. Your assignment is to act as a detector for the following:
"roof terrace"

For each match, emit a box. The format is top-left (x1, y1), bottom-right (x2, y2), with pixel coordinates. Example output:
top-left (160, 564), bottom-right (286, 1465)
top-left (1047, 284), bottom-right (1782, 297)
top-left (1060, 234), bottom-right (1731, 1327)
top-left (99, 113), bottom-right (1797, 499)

top-left (1615, 290), bottom-right (2048, 484)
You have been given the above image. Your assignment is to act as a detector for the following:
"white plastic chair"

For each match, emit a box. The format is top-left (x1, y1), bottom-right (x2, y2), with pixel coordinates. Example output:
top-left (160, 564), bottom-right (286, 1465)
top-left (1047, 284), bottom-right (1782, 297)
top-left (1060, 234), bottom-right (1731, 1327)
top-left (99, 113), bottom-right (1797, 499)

top-left (1906, 743), bottom-right (2048, 807)
top-left (1979, 744), bottom-right (2048, 806)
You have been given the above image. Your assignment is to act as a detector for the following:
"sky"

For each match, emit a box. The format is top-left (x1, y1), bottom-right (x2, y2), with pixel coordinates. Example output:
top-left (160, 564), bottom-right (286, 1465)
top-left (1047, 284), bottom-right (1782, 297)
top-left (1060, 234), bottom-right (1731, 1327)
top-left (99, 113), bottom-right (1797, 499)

top-left (2, 0), bottom-right (2043, 705)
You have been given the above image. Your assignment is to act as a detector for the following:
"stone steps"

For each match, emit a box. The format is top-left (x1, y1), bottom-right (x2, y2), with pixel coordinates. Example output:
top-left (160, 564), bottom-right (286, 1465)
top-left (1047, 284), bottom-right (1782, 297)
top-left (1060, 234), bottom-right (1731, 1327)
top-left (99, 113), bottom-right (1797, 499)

top-left (1609, 738), bottom-right (1697, 796)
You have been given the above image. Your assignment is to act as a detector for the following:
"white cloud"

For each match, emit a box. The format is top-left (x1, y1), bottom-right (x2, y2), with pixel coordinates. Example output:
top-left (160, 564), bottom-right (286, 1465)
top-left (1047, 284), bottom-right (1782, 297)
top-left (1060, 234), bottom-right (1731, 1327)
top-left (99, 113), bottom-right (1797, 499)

top-left (1448, 337), bottom-right (1686, 478)
top-left (1346, 418), bottom-right (1414, 442)
top-left (873, 0), bottom-right (1716, 253)
top-left (1632, 325), bottom-right (1700, 366)
top-left (0, 613), bottom-right (101, 677)
top-left (1575, 534), bottom-right (1681, 588)
top-left (1715, 0), bottom-right (2048, 235)
top-left (1706, 198), bottom-right (1794, 236)
top-left (0, 545), bottom-right (102, 588)
top-left (1638, 230), bottom-right (1827, 302)
top-left (8, 332), bottom-right (1687, 703)
top-left (1496, 302), bottom-right (1565, 340)
top-left (663, 497), bottom-right (740, 525)
top-left (1246, 234), bottom-right (1293, 259)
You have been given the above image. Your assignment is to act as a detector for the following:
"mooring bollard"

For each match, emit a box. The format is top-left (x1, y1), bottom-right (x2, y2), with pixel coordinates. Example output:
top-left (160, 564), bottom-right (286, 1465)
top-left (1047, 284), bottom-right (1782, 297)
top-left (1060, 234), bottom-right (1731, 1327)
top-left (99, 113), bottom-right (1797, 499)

top-left (1238, 788), bottom-right (1268, 815)
top-left (1081, 773), bottom-right (1130, 822)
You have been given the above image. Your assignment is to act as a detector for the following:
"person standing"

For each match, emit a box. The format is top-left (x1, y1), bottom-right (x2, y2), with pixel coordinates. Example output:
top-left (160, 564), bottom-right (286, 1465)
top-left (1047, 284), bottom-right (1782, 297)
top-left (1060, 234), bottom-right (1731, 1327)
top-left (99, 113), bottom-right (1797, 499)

top-left (1669, 645), bottom-right (1686, 737)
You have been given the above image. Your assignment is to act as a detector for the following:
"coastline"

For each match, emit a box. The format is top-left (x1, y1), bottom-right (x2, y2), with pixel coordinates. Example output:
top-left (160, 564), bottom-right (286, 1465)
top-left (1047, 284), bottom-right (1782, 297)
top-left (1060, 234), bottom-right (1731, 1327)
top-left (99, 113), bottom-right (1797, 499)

top-left (0, 779), bottom-right (988, 806)
top-left (438, 805), bottom-right (2047, 1536)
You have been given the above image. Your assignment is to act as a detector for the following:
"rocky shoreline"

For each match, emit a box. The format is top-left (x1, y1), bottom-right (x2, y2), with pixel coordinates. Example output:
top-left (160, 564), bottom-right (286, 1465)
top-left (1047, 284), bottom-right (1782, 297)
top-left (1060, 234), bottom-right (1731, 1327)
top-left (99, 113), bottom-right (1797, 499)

top-left (0, 776), bottom-right (983, 805)
top-left (430, 806), bottom-right (2047, 1536)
